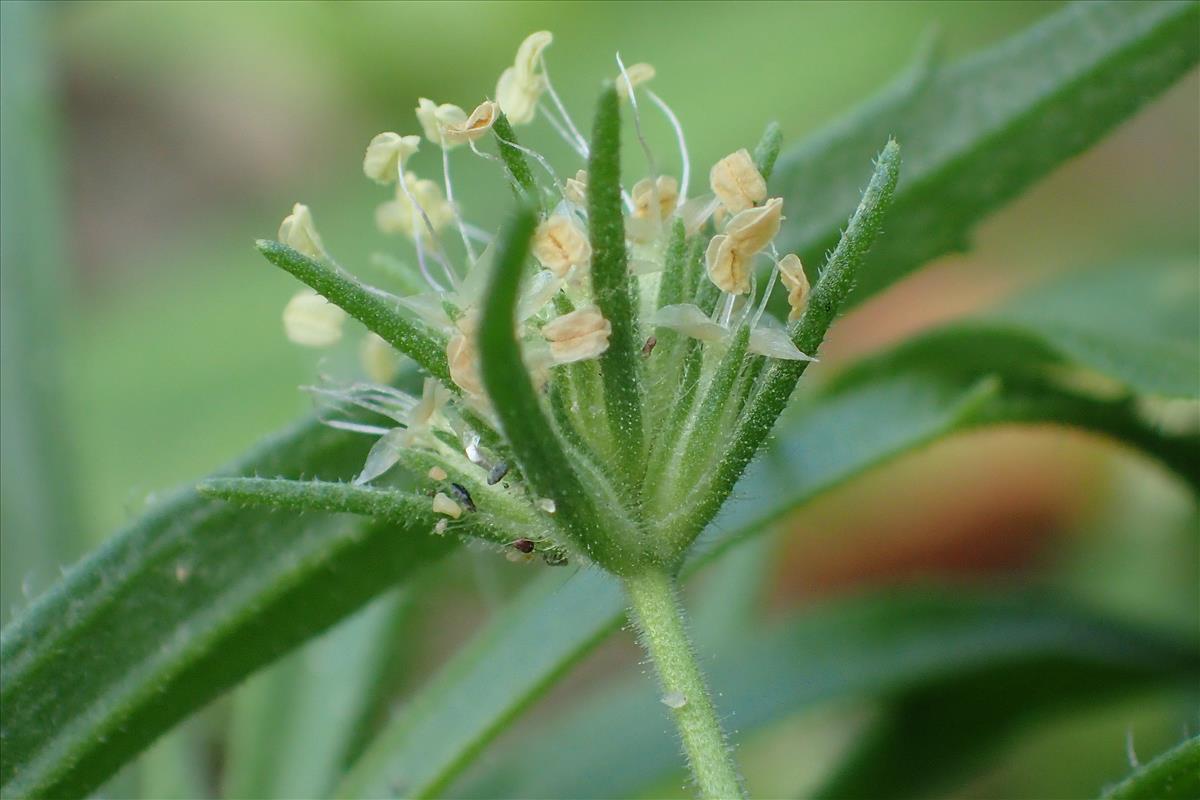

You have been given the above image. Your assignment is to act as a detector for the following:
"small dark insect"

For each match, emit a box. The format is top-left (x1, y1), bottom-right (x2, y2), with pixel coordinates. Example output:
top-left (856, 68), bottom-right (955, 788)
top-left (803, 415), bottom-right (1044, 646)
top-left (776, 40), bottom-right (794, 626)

top-left (487, 461), bottom-right (509, 485)
top-left (449, 482), bottom-right (476, 512)
top-left (512, 538), bottom-right (536, 554)
top-left (641, 336), bottom-right (657, 357)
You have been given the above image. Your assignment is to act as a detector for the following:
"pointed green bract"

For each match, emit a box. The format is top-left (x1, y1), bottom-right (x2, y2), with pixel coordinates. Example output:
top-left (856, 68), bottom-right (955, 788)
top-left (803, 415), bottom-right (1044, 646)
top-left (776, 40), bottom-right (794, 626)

top-left (492, 113), bottom-right (540, 211)
top-left (752, 120), bottom-right (783, 180)
top-left (477, 209), bottom-right (634, 570)
top-left (1100, 735), bottom-right (1200, 800)
top-left (587, 85), bottom-right (645, 481)
top-left (673, 140), bottom-right (900, 542)
top-left (257, 240), bottom-right (450, 385)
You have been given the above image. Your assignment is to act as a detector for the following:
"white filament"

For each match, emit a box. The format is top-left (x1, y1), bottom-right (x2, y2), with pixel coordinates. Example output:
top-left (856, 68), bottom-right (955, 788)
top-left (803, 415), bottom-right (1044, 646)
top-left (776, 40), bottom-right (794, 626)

top-left (646, 89), bottom-right (689, 206)
top-left (441, 145), bottom-right (478, 264)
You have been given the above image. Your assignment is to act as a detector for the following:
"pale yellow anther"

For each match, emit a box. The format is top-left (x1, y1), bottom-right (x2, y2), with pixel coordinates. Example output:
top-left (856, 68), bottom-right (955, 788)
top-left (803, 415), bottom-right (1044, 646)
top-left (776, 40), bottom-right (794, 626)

top-left (442, 100), bottom-right (500, 145)
top-left (428, 466), bottom-right (448, 481)
top-left (375, 171), bottom-right (455, 238)
top-left (360, 332), bottom-right (400, 383)
top-left (532, 214), bottom-right (591, 278)
top-left (725, 197), bottom-right (783, 254)
top-left (542, 306), bottom-right (612, 364)
top-left (615, 62), bottom-right (656, 100)
top-left (704, 234), bottom-right (752, 295)
top-left (496, 31), bottom-right (553, 125)
top-left (278, 203), bottom-right (326, 259)
top-left (416, 98), bottom-right (472, 148)
top-left (632, 175), bottom-right (679, 221)
top-left (432, 492), bottom-right (462, 519)
top-left (709, 149), bottom-right (767, 214)
top-left (447, 315), bottom-right (484, 396)
top-left (363, 132), bottom-right (420, 184)
top-left (282, 289), bottom-right (345, 347)
top-left (777, 253), bottom-right (810, 322)
top-left (563, 169), bottom-right (588, 206)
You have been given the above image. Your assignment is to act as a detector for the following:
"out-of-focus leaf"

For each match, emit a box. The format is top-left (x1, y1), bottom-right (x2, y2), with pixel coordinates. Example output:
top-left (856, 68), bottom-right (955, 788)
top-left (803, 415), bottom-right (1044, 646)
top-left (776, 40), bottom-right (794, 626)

top-left (0, 0), bottom-right (80, 621)
top-left (222, 590), bottom-right (406, 799)
top-left (772, 0), bottom-right (1200, 307)
top-left (339, 322), bottom-right (1192, 798)
top-left (0, 419), bottom-right (456, 799)
top-left (1099, 735), bottom-right (1200, 800)
top-left (452, 589), bottom-right (1199, 799)
top-left (336, 568), bottom-right (624, 800)
top-left (836, 263), bottom-right (1199, 400)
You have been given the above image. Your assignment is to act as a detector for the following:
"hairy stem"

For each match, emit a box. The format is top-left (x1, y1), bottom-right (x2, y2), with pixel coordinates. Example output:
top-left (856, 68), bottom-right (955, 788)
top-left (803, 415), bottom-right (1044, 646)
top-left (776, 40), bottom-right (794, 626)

top-left (623, 569), bottom-right (745, 800)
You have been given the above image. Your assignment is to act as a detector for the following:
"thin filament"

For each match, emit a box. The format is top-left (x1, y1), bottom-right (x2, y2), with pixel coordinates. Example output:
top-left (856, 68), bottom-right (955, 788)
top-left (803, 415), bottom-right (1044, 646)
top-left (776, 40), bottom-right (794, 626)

top-left (539, 55), bottom-right (590, 156)
top-left (646, 89), bottom-right (689, 206)
top-left (442, 145), bottom-right (478, 264)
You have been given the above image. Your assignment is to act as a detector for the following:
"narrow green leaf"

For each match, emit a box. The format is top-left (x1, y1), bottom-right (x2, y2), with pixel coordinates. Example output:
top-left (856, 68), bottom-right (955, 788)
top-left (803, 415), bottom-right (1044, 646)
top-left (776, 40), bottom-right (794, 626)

top-left (222, 590), bottom-right (404, 799)
top-left (751, 120), bottom-right (782, 181)
top-left (0, 0), bottom-right (82, 620)
top-left (587, 84), bottom-right (644, 477)
top-left (655, 218), bottom-right (689, 310)
top-left (671, 141), bottom-right (900, 540)
top-left (1100, 735), bottom-right (1200, 800)
top-left (256, 240), bottom-right (451, 385)
top-left (772, 0), bottom-right (1200, 308)
top-left (491, 113), bottom-right (539, 211)
top-left (0, 418), bottom-right (456, 799)
top-left (336, 569), bottom-right (625, 800)
top-left (455, 588), bottom-right (1199, 800)
top-left (199, 477), bottom-right (513, 545)
top-left (477, 210), bottom-right (632, 569)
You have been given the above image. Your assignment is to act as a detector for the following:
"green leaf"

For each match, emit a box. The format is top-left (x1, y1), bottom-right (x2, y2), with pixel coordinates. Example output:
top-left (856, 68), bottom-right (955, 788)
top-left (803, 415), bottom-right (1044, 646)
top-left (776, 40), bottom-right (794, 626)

top-left (336, 569), bottom-right (625, 800)
top-left (772, 0), bottom-right (1200, 308)
top-left (1100, 735), bottom-right (1200, 800)
top-left (454, 588), bottom-right (1199, 800)
top-left (198, 477), bottom-right (509, 545)
top-left (256, 240), bottom-right (451, 385)
top-left (587, 84), bottom-right (645, 479)
top-left (751, 120), bottom-right (783, 181)
top-left (222, 590), bottom-right (405, 799)
top-left (0, 0), bottom-right (82, 620)
top-left (0, 418), bottom-right (456, 799)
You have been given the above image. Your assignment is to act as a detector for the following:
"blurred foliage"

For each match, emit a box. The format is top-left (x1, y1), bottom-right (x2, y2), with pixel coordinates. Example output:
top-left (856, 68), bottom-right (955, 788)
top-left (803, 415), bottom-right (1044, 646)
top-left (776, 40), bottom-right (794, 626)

top-left (1, 2), bottom-right (1197, 799)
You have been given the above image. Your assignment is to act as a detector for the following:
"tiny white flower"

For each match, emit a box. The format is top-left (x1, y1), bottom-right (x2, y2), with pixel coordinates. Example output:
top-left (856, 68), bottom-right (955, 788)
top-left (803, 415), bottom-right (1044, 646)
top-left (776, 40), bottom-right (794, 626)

top-left (532, 214), bottom-right (592, 278)
top-left (709, 149), bottom-right (767, 214)
top-left (278, 203), bottom-right (326, 259)
top-left (748, 326), bottom-right (813, 361)
top-left (416, 98), bottom-right (472, 148)
top-left (650, 303), bottom-right (729, 342)
top-left (363, 132), bottom-right (420, 184)
top-left (375, 171), bottom-right (455, 239)
top-left (631, 175), bottom-right (679, 221)
top-left (447, 313), bottom-right (484, 396)
top-left (542, 306), bottom-right (612, 364)
top-left (282, 289), bottom-right (345, 347)
top-left (496, 31), bottom-right (553, 125)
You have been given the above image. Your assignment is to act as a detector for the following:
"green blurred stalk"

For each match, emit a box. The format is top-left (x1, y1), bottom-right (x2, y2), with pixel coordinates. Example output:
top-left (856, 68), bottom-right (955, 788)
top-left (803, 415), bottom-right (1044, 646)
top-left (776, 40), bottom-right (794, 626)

top-left (0, 0), bottom-right (82, 622)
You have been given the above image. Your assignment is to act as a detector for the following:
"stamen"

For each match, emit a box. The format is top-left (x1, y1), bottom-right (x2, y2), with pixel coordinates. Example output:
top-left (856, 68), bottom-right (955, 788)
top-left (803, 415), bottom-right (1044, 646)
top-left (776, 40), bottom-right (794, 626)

top-left (539, 54), bottom-right (590, 156)
top-left (321, 419), bottom-right (392, 436)
top-left (461, 221), bottom-right (495, 245)
top-left (395, 165), bottom-right (449, 291)
top-left (538, 103), bottom-right (589, 159)
top-left (502, 137), bottom-right (564, 195)
top-left (751, 256), bottom-right (779, 329)
top-left (646, 89), bottom-right (689, 206)
top-left (441, 145), bottom-right (479, 264)
top-left (718, 292), bottom-right (735, 328)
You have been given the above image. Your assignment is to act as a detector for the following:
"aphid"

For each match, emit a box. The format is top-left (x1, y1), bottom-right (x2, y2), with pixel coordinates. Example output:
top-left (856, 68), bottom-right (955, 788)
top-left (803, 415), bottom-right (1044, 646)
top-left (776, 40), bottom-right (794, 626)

top-left (449, 482), bottom-right (476, 512)
top-left (487, 461), bottom-right (509, 485)
top-left (511, 538), bottom-right (535, 553)
top-left (641, 335), bottom-right (657, 358)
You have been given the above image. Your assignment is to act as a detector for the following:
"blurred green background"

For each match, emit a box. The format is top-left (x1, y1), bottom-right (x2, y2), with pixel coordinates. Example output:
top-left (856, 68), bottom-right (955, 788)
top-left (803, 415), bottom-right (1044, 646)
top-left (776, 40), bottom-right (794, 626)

top-left (2, 2), bottom-right (1196, 798)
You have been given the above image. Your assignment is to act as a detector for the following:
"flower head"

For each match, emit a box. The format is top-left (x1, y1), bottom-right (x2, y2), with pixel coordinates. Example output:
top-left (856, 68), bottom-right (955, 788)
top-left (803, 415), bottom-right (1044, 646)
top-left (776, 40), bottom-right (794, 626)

top-left (363, 132), bottom-right (420, 183)
top-left (278, 203), bottom-right (326, 259)
top-left (496, 31), bottom-right (553, 125)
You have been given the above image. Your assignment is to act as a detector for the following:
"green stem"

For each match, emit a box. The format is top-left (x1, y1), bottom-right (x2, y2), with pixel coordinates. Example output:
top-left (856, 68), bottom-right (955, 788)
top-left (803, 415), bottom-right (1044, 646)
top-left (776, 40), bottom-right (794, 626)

top-left (623, 569), bottom-right (745, 800)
